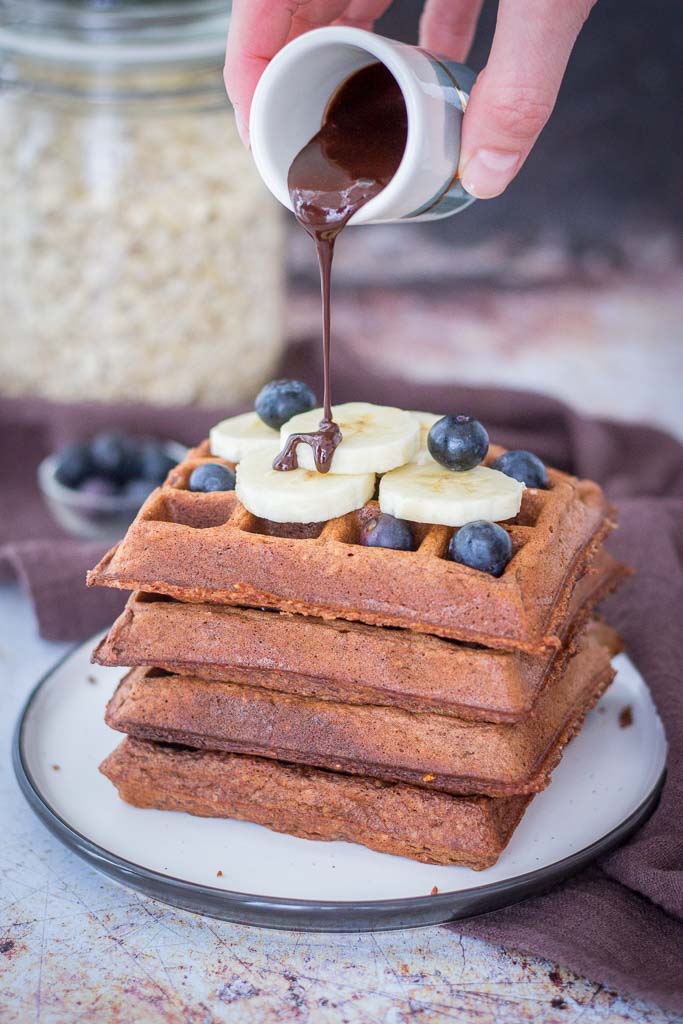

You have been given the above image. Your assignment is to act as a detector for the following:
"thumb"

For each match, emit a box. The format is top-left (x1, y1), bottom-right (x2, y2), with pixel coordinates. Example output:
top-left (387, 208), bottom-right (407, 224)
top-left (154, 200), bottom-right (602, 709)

top-left (459, 0), bottom-right (595, 199)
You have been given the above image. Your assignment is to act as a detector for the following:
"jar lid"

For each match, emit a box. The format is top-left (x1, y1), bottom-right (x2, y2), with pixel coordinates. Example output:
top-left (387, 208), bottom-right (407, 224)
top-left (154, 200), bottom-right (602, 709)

top-left (0, 0), bottom-right (231, 63)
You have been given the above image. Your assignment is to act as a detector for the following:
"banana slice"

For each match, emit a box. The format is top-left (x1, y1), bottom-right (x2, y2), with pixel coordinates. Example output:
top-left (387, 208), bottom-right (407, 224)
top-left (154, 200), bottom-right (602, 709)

top-left (236, 449), bottom-right (375, 524)
top-left (379, 463), bottom-right (524, 527)
top-left (210, 412), bottom-right (279, 463)
top-left (410, 411), bottom-right (442, 465)
top-left (280, 402), bottom-right (420, 475)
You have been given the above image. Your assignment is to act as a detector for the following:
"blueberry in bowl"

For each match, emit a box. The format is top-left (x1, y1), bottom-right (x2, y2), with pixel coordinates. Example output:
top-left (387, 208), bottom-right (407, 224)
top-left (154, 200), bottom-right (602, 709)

top-left (140, 440), bottom-right (178, 486)
top-left (89, 432), bottom-right (142, 483)
top-left (53, 442), bottom-right (94, 488)
top-left (38, 434), bottom-right (187, 541)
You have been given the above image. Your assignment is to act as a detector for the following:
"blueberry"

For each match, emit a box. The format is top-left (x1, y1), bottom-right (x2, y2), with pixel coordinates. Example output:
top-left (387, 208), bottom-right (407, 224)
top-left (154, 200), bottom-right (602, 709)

top-left (54, 442), bottom-right (93, 488)
top-left (427, 415), bottom-right (489, 472)
top-left (255, 379), bottom-right (317, 430)
top-left (448, 520), bottom-right (512, 577)
top-left (140, 441), bottom-right (177, 484)
top-left (491, 450), bottom-right (548, 489)
top-left (359, 513), bottom-right (413, 551)
top-left (188, 463), bottom-right (235, 492)
top-left (79, 476), bottom-right (118, 498)
top-left (123, 477), bottom-right (156, 505)
top-left (90, 432), bottom-right (142, 483)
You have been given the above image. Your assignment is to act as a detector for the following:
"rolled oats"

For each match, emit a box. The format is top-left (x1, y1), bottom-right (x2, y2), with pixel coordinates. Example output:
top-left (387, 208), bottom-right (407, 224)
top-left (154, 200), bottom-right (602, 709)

top-left (0, 83), bottom-right (284, 406)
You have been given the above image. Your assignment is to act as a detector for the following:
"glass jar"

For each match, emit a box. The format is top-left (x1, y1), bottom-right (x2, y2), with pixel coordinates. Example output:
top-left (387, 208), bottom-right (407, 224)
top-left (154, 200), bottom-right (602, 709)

top-left (0, 1), bottom-right (285, 406)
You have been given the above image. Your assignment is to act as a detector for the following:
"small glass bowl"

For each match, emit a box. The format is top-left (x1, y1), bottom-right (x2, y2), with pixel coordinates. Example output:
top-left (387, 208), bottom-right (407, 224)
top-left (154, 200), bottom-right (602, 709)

top-left (38, 441), bottom-right (188, 542)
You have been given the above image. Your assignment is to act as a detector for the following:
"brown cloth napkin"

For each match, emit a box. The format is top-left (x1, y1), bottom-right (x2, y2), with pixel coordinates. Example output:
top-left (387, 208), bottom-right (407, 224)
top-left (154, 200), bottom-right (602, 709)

top-left (2, 352), bottom-right (682, 1011)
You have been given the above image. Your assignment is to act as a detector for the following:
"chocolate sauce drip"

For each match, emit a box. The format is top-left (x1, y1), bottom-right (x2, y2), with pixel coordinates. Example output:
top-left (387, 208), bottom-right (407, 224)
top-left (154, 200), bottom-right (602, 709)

top-left (273, 62), bottom-right (407, 473)
top-left (272, 420), bottom-right (343, 473)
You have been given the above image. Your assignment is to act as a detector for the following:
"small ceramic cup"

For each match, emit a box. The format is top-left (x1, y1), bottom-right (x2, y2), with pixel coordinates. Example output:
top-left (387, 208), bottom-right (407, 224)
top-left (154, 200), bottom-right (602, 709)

top-left (249, 26), bottom-right (477, 225)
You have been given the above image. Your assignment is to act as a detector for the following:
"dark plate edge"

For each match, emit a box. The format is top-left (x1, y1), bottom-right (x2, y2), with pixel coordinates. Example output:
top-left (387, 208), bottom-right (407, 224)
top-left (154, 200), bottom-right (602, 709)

top-left (12, 644), bottom-right (666, 932)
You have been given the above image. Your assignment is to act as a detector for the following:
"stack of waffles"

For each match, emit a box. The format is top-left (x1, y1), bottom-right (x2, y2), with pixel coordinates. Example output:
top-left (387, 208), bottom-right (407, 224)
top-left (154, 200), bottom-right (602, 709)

top-left (90, 434), bottom-right (626, 869)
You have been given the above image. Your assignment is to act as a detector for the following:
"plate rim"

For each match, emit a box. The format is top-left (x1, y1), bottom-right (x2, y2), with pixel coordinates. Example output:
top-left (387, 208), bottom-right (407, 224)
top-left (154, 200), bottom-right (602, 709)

top-left (12, 639), bottom-right (667, 931)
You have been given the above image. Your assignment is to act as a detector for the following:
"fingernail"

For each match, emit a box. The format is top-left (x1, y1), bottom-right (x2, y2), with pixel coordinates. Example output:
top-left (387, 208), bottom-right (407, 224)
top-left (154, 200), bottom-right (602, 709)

top-left (460, 149), bottom-right (520, 199)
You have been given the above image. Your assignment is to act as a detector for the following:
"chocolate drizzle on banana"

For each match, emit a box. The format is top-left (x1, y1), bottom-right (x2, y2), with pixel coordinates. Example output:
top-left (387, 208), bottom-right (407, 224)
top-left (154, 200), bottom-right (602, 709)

top-left (273, 419), bottom-right (342, 474)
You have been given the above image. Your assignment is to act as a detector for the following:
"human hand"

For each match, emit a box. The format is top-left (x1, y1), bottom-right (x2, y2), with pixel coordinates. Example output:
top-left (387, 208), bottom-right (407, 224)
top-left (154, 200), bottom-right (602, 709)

top-left (224, 0), bottom-right (596, 199)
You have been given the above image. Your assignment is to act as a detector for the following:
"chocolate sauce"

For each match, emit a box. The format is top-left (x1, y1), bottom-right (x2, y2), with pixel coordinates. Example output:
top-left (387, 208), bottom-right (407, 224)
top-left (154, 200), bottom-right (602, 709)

top-left (273, 62), bottom-right (407, 472)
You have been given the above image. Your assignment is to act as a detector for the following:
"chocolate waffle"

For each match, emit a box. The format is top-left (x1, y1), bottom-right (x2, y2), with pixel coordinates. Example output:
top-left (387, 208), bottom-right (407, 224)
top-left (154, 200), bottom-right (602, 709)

top-left (95, 550), bottom-right (625, 722)
top-left (105, 622), bottom-right (617, 798)
top-left (88, 442), bottom-right (616, 652)
top-left (101, 738), bottom-right (531, 869)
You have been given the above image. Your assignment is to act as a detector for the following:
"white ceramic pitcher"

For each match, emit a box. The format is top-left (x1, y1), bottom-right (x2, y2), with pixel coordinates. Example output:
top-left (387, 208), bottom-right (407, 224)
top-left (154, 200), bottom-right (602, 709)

top-left (249, 26), bottom-right (477, 224)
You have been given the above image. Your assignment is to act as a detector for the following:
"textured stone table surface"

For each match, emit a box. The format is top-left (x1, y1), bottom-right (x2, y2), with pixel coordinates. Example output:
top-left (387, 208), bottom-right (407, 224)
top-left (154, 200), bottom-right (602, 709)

top-left (1, 583), bottom-right (677, 1024)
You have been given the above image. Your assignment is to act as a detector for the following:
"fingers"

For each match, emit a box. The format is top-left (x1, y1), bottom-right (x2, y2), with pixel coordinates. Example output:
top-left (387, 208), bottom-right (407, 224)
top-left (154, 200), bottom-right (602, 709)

top-left (334, 0), bottom-right (393, 31)
top-left (225, 0), bottom-right (295, 143)
top-left (224, 0), bottom-right (348, 143)
top-left (224, 0), bottom-right (390, 145)
top-left (289, 0), bottom-right (358, 37)
top-left (459, 0), bottom-right (596, 198)
top-left (419, 0), bottom-right (485, 63)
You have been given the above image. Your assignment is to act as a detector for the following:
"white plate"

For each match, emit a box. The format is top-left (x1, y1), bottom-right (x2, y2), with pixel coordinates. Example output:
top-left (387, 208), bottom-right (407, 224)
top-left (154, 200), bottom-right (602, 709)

top-left (14, 636), bottom-right (666, 931)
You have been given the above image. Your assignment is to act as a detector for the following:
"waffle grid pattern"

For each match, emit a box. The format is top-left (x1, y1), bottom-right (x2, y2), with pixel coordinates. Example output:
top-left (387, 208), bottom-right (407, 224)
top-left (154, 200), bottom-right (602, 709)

top-left (155, 440), bottom-right (545, 557)
top-left (89, 441), bottom-right (615, 652)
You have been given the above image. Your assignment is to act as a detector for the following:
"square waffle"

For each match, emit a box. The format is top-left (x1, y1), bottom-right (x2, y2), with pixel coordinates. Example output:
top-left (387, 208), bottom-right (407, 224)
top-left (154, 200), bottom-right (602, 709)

top-left (94, 549), bottom-right (625, 722)
top-left (88, 441), bottom-right (617, 653)
top-left (104, 622), bottom-right (617, 798)
top-left (101, 738), bottom-right (531, 869)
